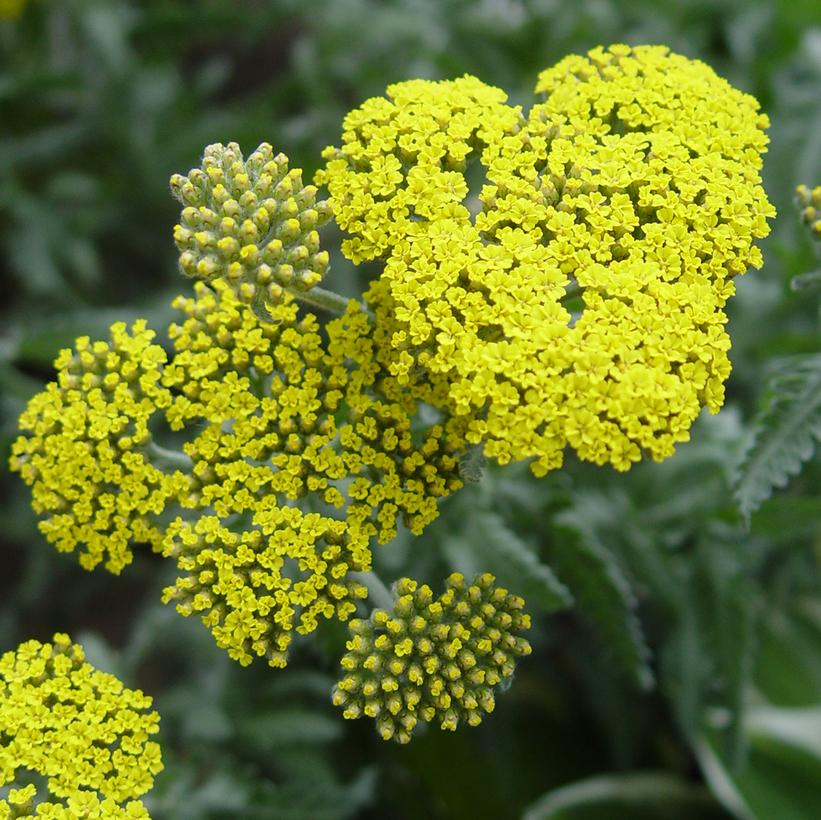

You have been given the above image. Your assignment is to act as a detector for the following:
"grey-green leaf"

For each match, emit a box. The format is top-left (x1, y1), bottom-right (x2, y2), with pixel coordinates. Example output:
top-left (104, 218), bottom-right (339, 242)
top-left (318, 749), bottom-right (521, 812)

top-left (443, 506), bottom-right (572, 612)
top-left (734, 354), bottom-right (821, 524)
top-left (551, 513), bottom-right (654, 691)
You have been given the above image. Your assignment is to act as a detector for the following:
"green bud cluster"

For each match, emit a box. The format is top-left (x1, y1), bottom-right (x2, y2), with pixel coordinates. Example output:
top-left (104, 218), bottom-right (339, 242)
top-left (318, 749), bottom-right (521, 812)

top-left (796, 184), bottom-right (821, 243)
top-left (332, 572), bottom-right (532, 743)
top-left (170, 142), bottom-right (333, 312)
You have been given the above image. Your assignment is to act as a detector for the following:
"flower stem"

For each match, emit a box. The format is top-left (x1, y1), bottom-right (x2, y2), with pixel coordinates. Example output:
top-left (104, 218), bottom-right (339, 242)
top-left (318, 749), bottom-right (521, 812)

top-left (350, 570), bottom-right (394, 611)
top-left (293, 286), bottom-right (355, 315)
top-left (146, 441), bottom-right (192, 471)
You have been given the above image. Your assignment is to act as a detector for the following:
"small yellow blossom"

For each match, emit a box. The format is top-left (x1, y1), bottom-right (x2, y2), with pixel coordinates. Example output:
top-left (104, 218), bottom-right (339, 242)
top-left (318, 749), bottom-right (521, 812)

top-left (333, 573), bottom-right (531, 743)
top-left (0, 634), bottom-right (160, 818)
top-left (9, 322), bottom-right (189, 573)
top-left (160, 281), bottom-right (465, 666)
top-left (318, 45), bottom-right (775, 475)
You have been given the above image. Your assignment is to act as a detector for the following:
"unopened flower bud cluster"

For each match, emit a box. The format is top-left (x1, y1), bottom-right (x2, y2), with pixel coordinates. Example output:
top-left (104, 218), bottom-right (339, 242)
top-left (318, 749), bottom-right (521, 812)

top-left (171, 142), bottom-right (332, 311)
top-left (333, 573), bottom-right (531, 743)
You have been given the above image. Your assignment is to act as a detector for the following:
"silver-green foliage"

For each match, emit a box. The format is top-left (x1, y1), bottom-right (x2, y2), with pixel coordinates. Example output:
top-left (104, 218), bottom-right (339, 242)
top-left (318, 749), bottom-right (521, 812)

top-left (734, 354), bottom-right (821, 523)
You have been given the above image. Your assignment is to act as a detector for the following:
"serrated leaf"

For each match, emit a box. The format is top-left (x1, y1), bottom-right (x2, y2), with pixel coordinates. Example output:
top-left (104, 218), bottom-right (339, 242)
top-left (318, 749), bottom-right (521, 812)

top-left (443, 505), bottom-right (572, 612)
top-left (756, 602), bottom-right (821, 707)
top-left (694, 532), bottom-right (758, 768)
top-left (734, 354), bottom-right (821, 524)
top-left (750, 496), bottom-right (821, 540)
top-left (551, 513), bottom-right (654, 691)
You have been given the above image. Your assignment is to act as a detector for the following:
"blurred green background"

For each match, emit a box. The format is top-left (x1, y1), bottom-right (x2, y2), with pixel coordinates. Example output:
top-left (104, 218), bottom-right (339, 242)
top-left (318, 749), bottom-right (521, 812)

top-left (2, 1), bottom-right (821, 818)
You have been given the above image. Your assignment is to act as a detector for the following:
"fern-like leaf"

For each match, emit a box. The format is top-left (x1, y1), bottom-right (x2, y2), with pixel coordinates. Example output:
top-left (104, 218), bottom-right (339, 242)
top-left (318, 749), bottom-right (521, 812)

top-left (471, 509), bottom-right (573, 611)
top-left (551, 511), bottom-right (654, 691)
top-left (734, 354), bottom-right (821, 524)
top-left (442, 504), bottom-right (573, 612)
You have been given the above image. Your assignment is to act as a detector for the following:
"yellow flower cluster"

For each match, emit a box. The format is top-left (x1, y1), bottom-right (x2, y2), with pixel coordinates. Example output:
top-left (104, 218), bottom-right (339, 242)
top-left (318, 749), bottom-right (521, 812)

top-left (796, 184), bottom-right (821, 244)
top-left (160, 281), bottom-right (465, 665)
top-left (318, 45), bottom-right (775, 474)
top-left (333, 573), bottom-right (531, 743)
top-left (9, 322), bottom-right (188, 573)
top-left (171, 142), bottom-right (332, 314)
top-left (0, 634), bottom-right (161, 819)
top-left (0, 786), bottom-right (149, 819)
top-left (11, 278), bottom-right (466, 669)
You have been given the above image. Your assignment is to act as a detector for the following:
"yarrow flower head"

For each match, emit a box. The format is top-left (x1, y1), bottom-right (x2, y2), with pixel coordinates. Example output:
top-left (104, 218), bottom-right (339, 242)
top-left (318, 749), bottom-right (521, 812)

top-left (0, 634), bottom-right (162, 818)
top-left (10, 45), bottom-right (777, 742)
top-left (159, 281), bottom-right (465, 666)
top-left (9, 322), bottom-right (188, 573)
top-left (332, 573), bottom-right (531, 743)
top-left (11, 278), bottom-right (466, 669)
top-left (170, 142), bottom-right (332, 316)
top-left (318, 44), bottom-right (776, 475)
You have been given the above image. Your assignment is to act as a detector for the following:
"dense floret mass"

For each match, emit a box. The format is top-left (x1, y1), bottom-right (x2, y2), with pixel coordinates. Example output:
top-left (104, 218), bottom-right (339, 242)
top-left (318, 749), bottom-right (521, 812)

top-left (0, 786), bottom-right (151, 819)
top-left (318, 44), bottom-right (775, 475)
top-left (9, 322), bottom-right (188, 573)
top-left (316, 75), bottom-right (522, 264)
top-left (10, 281), bottom-right (466, 668)
top-left (11, 45), bottom-right (776, 711)
top-left (332, 573), bottom-right (531, 743)
top-left (170, 142), bottom-right (332, 314)
top-left (0, 635), bottom-right (161, 818)
top-left (161, 513), bottom-right (370, 668)
top-left (160, 282), bottom-right (465, 666)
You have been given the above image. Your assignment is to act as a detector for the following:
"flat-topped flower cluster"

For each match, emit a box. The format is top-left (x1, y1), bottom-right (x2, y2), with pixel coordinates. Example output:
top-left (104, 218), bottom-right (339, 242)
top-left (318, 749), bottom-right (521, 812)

top-left (0, 634), bottom-right (161, 819)
top-left (319, 44), bottom-right (774, 475)
top-left (12, 280), bottom-right (467, 670)
top-left (9, 44), bottom-right (775, 745)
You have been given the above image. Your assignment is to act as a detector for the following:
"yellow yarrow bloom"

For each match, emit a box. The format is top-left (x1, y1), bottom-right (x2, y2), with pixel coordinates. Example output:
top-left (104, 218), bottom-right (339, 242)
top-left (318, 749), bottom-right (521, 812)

top-left (318, 45), bottom-right (775, 475)
top-left (0, 634), bottom-right (161, 818)
top-left (12, 279), bottom-right (466, 669)
top-left (160, 281), bottom-right (465, 666)
top-left (9, 322), bottom-right (189, 573)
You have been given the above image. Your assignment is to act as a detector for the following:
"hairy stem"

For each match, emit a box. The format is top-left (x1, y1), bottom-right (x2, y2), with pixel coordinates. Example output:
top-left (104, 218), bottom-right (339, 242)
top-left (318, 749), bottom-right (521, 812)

top-left (351, 570), bottom-right (395, 611)
top-left (293, 285), bottom-right (356, 315)
top-left (147, 441), bottom-right (192, 471)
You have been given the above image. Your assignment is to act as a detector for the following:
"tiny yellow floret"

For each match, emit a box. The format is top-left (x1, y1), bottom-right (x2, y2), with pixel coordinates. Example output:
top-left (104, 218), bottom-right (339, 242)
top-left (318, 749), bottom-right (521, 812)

top-left (0, 634), bottom-right (161, 818)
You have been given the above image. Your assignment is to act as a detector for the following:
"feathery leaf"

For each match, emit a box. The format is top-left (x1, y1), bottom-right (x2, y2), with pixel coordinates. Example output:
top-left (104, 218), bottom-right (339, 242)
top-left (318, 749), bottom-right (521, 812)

top-left (551, 512), bottom-right (654, 691)
top-left (734, 354), bottom-right (821, 523)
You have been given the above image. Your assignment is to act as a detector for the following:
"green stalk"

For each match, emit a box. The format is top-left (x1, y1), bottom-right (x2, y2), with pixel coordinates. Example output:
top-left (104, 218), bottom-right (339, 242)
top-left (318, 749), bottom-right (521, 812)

top-left (293, 285), bottom-right (356, 315)
top-left (350, 570), bottom-right (395, 611)
top-left (147, 441), bottom-right (192, 471)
